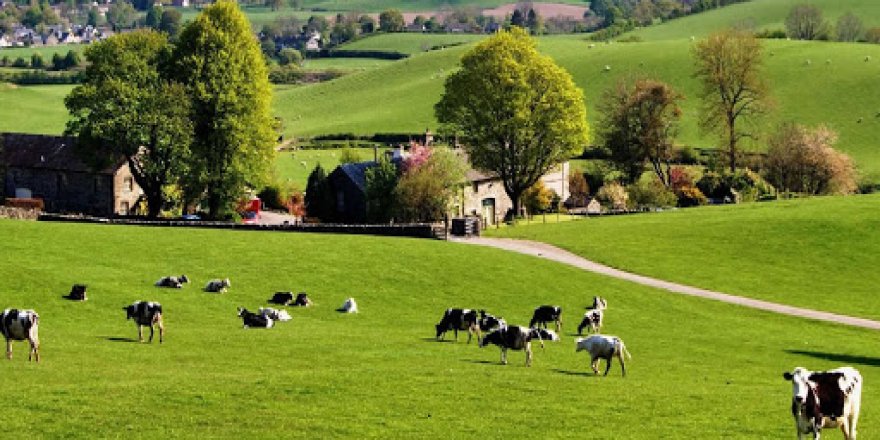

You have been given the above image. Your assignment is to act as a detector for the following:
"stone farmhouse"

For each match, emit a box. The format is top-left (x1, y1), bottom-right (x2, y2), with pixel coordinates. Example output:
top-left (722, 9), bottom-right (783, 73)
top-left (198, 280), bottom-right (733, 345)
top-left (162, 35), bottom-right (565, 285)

top-left (328, 147), bottom-right (569, 226)
top-left (1, 133), bottom-right (142, 216)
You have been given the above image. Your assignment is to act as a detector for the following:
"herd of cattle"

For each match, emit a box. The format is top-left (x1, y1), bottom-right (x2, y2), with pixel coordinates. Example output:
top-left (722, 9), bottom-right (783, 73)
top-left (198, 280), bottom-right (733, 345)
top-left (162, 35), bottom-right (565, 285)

top-left (1, 281), bottom-right (866, 438)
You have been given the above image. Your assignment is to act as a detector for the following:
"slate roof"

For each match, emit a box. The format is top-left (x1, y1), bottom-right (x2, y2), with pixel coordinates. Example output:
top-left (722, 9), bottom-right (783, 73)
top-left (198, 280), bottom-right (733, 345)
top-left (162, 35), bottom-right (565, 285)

top-left (337, 161), bottom-right (378, 193)
top-left (1, 133), bottom-right (120, 175)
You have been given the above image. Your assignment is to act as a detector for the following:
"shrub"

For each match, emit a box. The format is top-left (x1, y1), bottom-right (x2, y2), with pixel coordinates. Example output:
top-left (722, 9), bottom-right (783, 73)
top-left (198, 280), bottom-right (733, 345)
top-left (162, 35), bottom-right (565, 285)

top-left (696, 169), bottom-right (775, 202)
top-left (596, 182), bottom-right (628, 212)
top-left (626, 179), bottom-right (677, 210)
top-left (764, 123), bottom-right (857, 195)
top-left (567, 172), bottom-right (590, 207)
top-left (257, 182), bottom-right (298, 211)
top-left (866, 27), bottom-right (880, 43)
top-left (523, 180), bottom-right (555, 214)
top-left (337, 148), bottom-right (361, 164)
top-left (676, 185), bottom-right (708, 207)
top-left (278, 48), bottom-right (303, 66)
top-left (12, 57), bottom-right (28, 68)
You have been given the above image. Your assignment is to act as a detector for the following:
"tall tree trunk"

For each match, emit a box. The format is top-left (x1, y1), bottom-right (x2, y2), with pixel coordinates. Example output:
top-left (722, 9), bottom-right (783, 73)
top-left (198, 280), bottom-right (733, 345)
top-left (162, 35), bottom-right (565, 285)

top-left (728, 116), bottom-right (737, 172)
top-left (146, 191), bottom-right (163, 218)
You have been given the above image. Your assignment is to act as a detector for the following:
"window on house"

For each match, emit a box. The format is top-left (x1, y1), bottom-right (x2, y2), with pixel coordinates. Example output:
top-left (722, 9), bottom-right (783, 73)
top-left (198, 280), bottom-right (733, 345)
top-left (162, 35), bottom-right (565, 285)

top-left (123, 177), bottom-right (133, 192)
top-left (120, 202), bottom-right (129, 215)
top-left (472, 182), bottom-right (479, 193)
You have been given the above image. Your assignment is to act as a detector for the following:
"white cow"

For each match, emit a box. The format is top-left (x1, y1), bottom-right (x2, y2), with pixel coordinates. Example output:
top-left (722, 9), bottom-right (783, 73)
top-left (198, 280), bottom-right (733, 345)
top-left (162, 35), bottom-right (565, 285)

top-left (1, 308), bottom-right (40, 362)
top-left (575, 334), bottom-right (631, 377)
top-left (783, 366), bottom-right (862, 439)
top-left (338, 298), bottom-right (358, 313)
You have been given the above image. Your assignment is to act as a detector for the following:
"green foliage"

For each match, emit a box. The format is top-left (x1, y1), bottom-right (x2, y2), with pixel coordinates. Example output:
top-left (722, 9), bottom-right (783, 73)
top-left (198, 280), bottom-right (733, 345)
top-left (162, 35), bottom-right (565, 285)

top-left (596, 181), bottom-right (628, 211)
top-left (522, 180), bottom-right (555, 214)
top-left (12, 56), bottom-right (28, 68)
top-left (675, 184), bottom-right (708, 207)
top-left (598, 77), bottom-right (683, 186)
top-left (65, 30), bottom-right (192, 218)
top-left (394, 148), bottom-right (465, 222)
top-left (786, 3), bottom-right (830, 41)
top-left (337, 147), bottom-right (360, 164)
top-left (278, 47), bottom-right (303, 66)
top-left (836, 11), bottom-right (864, 42)
top-left (304, 164), bottom-right (334, 221)
top-left (174, 0), bottom-right (277, 219)
top-left (64, 50), bottom-right (81, 69)
top-left (30, 53), bottom-right (44, 69)
top-left (436, 28), bottom-right (589, 215)
top-left (105, 1), bottom-right (136, 30)
top-left (365, 157), bottom-right (398, 222)
top-left (145, 5), bottom-right (162, 29)
top-left (378, 8), bottom-right (405, 32)
top-left (257, 181), bottom-right (296, 210)
top-left (696, 169), bottom-right (775, 202)
top-left (765, 123), bottom-right (857, 195)
top-left (626, 178), bottom-right (678, 210)
top-left (159, 9), bottom-right (183, 38)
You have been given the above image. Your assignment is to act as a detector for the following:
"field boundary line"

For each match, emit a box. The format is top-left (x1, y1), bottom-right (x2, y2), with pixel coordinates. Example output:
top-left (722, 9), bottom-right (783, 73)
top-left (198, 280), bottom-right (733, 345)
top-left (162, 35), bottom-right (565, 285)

top-left (452, 237), bottom-right (880, 330)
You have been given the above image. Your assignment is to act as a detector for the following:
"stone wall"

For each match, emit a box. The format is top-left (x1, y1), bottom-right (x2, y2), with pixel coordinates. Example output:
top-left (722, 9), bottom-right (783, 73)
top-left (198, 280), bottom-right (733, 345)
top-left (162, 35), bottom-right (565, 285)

top-left (0, 206), bottom-right (40, 220)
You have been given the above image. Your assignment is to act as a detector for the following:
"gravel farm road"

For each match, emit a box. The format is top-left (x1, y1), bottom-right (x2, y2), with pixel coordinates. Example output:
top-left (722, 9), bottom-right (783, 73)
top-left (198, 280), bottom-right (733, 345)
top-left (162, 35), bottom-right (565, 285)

top-left (451, 237), bottom-right (880, 331)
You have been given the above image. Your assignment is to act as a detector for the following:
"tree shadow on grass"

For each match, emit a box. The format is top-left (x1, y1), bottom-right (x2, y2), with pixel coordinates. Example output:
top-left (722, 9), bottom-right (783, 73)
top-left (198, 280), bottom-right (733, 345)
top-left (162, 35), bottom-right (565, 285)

top-left (785, 350), bottom-right (880, 367)
top-left (102, 336), bottom-right (139, 343)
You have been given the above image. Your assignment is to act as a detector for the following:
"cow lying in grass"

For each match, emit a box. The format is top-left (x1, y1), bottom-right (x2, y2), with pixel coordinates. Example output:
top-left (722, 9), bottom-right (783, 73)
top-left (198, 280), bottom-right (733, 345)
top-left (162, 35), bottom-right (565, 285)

top-left (479, 325), bottom-right (558, 367)
top-left (783, 366), bottom-right (862, 440)
top-left (435, 308), bottom-right (478, 343)
top-left (576, 334), bottom-right (631, 377)
top-left (124, 301), bottom-right (164, 343)
top-left (156, 275), bottom-right (189, 289)
top-left (64, 284), bottom-right (87, 301)
top-left (238, 308), bottom-right (274, 328)
top-left (1, 308), bottom-right (40, 362)
top-left (337, 297), bottom-right (358, 313)
top-left (577, 296), bottom-right (607, 335)
top-left (258, 307), bottom-right (291, 322)
top-left (204, 278), bottom-right (230, 293)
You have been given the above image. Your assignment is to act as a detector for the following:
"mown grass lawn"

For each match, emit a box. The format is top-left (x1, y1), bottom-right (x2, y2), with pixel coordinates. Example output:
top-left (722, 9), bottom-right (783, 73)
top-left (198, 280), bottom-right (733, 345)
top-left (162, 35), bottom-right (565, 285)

top-left (0, 219), bottom-right (878, 437)
top-left (487, 194), bottom-right (880, 321)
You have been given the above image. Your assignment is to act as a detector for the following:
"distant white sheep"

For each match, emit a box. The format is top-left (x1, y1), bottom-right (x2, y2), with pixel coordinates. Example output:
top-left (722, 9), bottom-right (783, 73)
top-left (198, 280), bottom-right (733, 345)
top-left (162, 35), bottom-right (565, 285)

top-left (604, 65), bottom-right (611, 72)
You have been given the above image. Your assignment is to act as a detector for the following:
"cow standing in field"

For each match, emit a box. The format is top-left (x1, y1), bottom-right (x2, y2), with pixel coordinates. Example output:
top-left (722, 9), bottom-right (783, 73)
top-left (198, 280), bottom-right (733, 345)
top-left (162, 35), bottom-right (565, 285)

top-left (65, 284), bottom-right (88, 301)
top-left (575, 334), bottom-right (631, 377)
top-left (124, 301), bottom-right (164, 343)
top-left (783, 366), bottom-right (862, 440)
top-left (530, 305), bottom-right (562, 333)
top-left (478, 310), bottom-right (506, 334)
top-left (435, 308), bottom-right (479, 343)
top-left (479, 325), bottom-right (558, 367)
top-left (577, 297), bottom-right (607, 335)
top-left (0, 308), bottom-right (40, 362)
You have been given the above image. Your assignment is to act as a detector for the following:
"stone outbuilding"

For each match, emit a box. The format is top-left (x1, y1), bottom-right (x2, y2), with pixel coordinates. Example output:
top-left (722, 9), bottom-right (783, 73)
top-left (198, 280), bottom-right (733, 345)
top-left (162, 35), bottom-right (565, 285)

top-left (1, 133), bottom-right (142, 216)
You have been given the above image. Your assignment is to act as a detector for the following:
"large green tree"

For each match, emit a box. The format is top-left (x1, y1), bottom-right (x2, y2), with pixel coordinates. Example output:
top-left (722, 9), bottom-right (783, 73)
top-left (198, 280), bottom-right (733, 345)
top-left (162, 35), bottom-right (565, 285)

top-left (598, 78), bottom-right (683, 186)
top-left (435, 28), bottom-right (589, 217)
top-left (173, 0), bottom-right (277, 219)
top-left (65, 30), bottom-right (192, 218)
top-left (693, 29), bottom-right (769, 172)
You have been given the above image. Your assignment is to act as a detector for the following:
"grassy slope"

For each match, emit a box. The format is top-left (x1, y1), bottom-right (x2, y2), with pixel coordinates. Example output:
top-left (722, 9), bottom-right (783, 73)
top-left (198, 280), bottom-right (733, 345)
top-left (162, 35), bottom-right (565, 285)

top-left (337, 33), bottom-right (486, 55)
top-left (0, 83), bottom-right (72, 135)
top-left (274, 147), bottom-right (384, 187)
top-left (486, 194), bottom-right (880, 320)
top-left (0, 219), bottom-right (878, 437)
top-left (627, 0), bottom-right (880, 41)
top-left (0, 44), bottom-right (84, 61)
top-left (300, 57), bottom-right (396, 71)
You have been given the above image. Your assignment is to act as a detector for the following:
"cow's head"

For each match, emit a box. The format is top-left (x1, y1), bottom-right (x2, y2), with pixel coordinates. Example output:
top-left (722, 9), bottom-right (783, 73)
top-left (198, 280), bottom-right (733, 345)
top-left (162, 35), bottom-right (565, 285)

top-left (123, 305), bottom-right (135, 320)
top-left (479, 330), bottom-right (498, 348)
top-left (237, 307), bottom-right (249, 317)
top-left (435, 323), bottom-right (445, 339)
top-left (783, 367), bottom-right (813, 405)
top-left (223, 278), bottom-right (231, 288)
top-left (179, 275), bottom-right (189, 284)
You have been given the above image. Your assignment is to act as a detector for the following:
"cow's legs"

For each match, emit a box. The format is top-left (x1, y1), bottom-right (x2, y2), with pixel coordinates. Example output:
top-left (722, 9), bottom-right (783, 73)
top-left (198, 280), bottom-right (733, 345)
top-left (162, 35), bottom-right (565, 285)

top-left (148, 324), bottom-right (155, 343)
top-left (137, 325), bottom-right (144, 342)
top-left (604, 355), bottom-right (613, 376)
top-left (618, 353), bottom-right (626, 377)
top-left (525, 343), bottom-right (533, 367)
top-left (6, 338), bottom-right (11, 360)
top-left (157, 320), bottom-right (164, 344)
top-left (28, 336), bottom-right (39, 362)
top-left (501, 348), bottom-right (508, 365)
top-left (590, 356), bottom-right (599, 374)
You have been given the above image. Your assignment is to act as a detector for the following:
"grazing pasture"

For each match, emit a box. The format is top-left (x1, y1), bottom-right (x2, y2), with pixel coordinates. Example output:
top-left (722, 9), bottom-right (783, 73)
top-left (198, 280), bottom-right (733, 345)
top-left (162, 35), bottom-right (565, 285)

top-left (0, 220), bottom-right (878, 437)
top-left (0, 44), bottom-right (84, 61)
top-left (487, 194), bottom-right (880, 321)
top-left (274, 147), bottom-right (384, 187)
top-left (336, 33), bottom-right (486, 55)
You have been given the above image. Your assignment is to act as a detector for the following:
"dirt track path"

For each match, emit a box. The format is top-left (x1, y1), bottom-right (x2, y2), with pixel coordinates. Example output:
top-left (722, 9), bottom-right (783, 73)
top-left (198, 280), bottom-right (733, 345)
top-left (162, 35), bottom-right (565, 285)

top-left (452, 237), bottom-right (880, 331)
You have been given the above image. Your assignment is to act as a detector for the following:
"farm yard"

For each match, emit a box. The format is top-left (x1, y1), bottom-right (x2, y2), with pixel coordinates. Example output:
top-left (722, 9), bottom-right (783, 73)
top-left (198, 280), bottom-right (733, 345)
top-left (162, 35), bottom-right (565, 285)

top-left (1, 219), bottom-right (879, 437)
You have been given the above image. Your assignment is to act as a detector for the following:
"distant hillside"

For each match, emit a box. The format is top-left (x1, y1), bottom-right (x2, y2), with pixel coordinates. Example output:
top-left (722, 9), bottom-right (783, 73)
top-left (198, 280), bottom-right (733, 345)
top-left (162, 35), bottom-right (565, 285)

top-left (625, 0), bottom-right (880, 41)
top-left (298, 0), bottom-right (584, 13)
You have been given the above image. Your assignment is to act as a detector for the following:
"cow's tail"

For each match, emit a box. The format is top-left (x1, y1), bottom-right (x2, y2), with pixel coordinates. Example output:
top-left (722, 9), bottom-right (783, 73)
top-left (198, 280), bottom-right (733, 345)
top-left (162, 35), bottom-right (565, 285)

top-left (619, 340), bottom-right (632, 359)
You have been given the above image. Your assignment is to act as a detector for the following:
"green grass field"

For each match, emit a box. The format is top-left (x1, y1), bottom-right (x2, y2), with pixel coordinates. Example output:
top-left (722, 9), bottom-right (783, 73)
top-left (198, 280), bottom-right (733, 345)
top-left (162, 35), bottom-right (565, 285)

top-left (300, 57), bottom-right (396, 71)
top-left (487, 194), bottom-right (880, 321)
top-left (0, 44), bottom-right (84, 62)
top-left (298, 0), bottom-right (583, 12)
top-left (1, 219), bottom-right (878, 437)
top-left (625, 0), bottom-right (880, 42)
top-left (0, 83), bottom-right (72, 135)
top-left (337, 33), bottom-right (486, 55)
top-left (274, 147), bottom-right (384, 187)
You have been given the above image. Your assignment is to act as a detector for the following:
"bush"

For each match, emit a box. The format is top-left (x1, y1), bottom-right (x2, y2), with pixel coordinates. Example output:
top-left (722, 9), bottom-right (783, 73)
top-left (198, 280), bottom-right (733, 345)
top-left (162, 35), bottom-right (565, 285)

top-left (764, 123), bottom-right (857, 195)
top-left (676, 185), bottom-right (708, 207)
top-left (523, 180), bottom-right (555, 214)
top-left (257, 184), bottom-right (291, 211)
top-left (755, 28), bottom-right (787, 39)
top-left (866, 27), bottom-right (880, 43)
top-left (567, 172), bottom-right (590, 207)
top-left (696, 169), bottom-right (775, 202)
top-left (338, 148), bottom-right (361, 164)
top-left (596, 182), bottom-right (628, 212)
top-left (627, 179), bottom-right (677, 210)
top-left (278, 48), bottom-right (302, 66)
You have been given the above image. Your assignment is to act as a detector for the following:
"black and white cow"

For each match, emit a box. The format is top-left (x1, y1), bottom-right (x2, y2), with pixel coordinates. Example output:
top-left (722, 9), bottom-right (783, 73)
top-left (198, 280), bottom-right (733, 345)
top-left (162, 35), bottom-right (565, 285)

top-left (155, 275), bottom-right (189, 289)
top-left (123, 301), bottom-right (164, 343)
top-left (479, 325), bottom-right (559, 367)
top-left (478, 310), bottom-right (506, 333)
top-left (258, 307), bottom-right (292, 322)
top-left (529, 305), bottom-right (562, 333)
top-left (64, 284), bottom-right (88, 301)
top-left (237, 307), bottom-right (274, 329)
top-left (783, 366), bottom-right (862, 440)
top-left (269, 292), bottom-right (293, 305)
top-left (204, 278), bottom-right (230, 293)
top-left (577, 296), bottom-right (607, 335)
top-left (293, 292), bottom-right (312, 307)
top-left (1, 308), bottom-right (40, 362)
top-left (435, 308), bottom-right (479, 343)
top-left (575, 334), bottom-right (631, 377)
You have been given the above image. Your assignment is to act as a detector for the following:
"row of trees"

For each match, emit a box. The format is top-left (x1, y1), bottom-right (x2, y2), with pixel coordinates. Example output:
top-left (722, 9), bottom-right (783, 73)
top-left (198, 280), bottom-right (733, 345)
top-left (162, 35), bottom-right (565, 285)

top-left (65, 1), bottom-right (276, 219)
top-left (0, 49), bottom-right (80, 70)
top-left (785, 4), bottom-right (880, 43)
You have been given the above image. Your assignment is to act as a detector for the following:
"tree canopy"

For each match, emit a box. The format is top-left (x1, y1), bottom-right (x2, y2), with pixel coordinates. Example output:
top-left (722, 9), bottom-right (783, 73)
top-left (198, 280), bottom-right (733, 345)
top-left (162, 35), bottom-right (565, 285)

top-left (173, 0), bottom-right (277, 219)
top-left (435, 28), bottom-right (589, 216)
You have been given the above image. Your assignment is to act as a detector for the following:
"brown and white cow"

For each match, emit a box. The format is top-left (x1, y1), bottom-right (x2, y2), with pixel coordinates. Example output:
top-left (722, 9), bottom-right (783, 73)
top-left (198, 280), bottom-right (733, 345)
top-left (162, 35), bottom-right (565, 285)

top-left (783, 366), bottom-right (862, 440)
top-left (124, 301), bottom-right (164, 343)
top-left (479, 325), bottom-right (558, 367)
top-left (1, 308), bottom-right (40, 362)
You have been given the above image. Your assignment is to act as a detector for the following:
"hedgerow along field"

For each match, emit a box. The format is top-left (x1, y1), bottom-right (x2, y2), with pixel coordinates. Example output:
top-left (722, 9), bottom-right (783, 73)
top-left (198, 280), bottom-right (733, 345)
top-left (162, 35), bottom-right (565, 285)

top-left (487, 193), bottom-right (880, 321)
top-left (1, 219), bottom-right (878, 437)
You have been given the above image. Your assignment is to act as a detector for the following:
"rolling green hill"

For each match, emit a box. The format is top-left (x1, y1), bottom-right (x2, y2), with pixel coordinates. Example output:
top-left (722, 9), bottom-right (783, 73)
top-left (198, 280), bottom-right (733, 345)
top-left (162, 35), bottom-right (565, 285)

top-left (0, 83), bottom-right (72, 135)
top-left (336, 33), bottom-right (486, 55)
top-left (626, 0), bottom-right (880, 42)
top-left (487, 193), bottom-right (880, 320)
top-left (0, 219), bottom-right (878, 437)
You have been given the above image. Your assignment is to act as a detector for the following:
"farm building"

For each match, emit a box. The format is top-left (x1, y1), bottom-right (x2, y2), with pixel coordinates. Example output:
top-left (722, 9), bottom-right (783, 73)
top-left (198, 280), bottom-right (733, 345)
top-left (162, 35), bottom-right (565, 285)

top-left (1, 133), bottom-right (142, 216)
top-left (327, 148), bottom-right (569, 226)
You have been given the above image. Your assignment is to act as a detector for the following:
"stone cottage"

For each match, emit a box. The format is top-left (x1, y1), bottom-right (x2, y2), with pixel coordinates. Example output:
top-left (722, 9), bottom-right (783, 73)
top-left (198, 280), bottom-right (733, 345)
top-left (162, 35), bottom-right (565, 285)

top-left (1, 133), bottom-right (142, 216)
